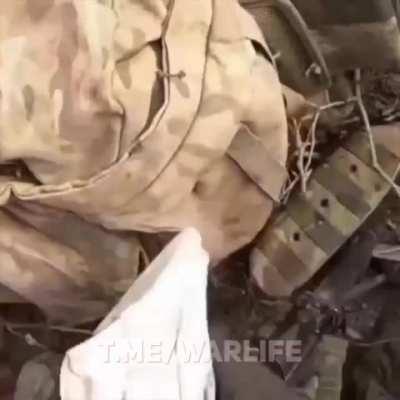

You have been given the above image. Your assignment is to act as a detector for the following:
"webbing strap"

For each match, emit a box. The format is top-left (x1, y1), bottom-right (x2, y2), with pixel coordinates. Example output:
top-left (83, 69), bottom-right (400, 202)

top-left (228, 126), bottom-right (288, 203)
top-left (251, 131), bottom-right (400, 298)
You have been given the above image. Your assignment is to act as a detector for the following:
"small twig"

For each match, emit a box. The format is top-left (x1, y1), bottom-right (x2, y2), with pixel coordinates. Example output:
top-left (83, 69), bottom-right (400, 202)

top-left (381, 98), bottom-right (399, 117)
top-left (280, 173), bottom-right (300, 204)
top-left (269, 51), bottom-right (281, 71)
top-left (156, 69), bottom-right (186, 80)
top-left (47, 325), bottom-right (93, 336)
top-left (294, 120), bottom-right (309, 193)
top-left (2, 317), bottom-right (92, 351)
top-left (291, 118), bottom-right (314, 193)
top-left (319, 99), bottom-right (356, 111)
top-left (4, 323), bottom-right (48, 350)
top-left (271, 51), bottom-right (281, 62)
top-left (140, 246), bottom-right (150, 269)
top-left (7, 322), bottom-right (93, 336)
top-left (354, 69), bottom-right (400, 197)
top-left (282, 98), bottom-right (357, 201)
top-left (343, 116), bottom-right (361, 125)
top-left (304, 111), bottom-right (319, 172)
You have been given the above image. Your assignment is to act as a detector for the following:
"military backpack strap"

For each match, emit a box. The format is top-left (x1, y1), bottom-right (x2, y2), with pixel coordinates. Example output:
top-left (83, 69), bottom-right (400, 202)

top-left (251, 131), bottom-right (400, 297)
top-left (240, 0), bottom-right (331, 95)
top-left (227, 125), bottom-right (288, 203)
top-left (291, 0), bottom-right (400, 73)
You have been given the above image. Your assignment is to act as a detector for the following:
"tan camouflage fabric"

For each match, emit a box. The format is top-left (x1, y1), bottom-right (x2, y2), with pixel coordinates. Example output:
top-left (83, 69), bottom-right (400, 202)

top-left (0, 0), bottom-right (288, 322)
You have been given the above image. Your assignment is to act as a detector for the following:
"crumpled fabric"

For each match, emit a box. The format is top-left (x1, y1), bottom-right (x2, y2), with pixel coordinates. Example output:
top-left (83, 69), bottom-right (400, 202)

top-left (0, 0), bottom-right (287, 258)
top-left (0, 199), bottom-right (145, 324)
top-left (60, 228), bottom-right (215, 400)
top-left (0, 0), bottom-right (287, 321)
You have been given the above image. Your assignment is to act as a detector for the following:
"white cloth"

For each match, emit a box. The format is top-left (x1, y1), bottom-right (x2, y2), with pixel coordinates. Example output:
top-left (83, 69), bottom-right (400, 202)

top-left (60, 228), bottom-right (215, 400)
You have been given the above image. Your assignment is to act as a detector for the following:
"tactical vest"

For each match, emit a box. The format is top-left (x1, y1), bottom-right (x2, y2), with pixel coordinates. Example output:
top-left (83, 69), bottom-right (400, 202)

top-left (242, 0), bottom-right (400, 297)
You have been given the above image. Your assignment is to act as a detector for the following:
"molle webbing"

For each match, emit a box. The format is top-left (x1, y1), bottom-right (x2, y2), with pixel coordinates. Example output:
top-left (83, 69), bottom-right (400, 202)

top-left (251, 132), bottom-right (400, 297)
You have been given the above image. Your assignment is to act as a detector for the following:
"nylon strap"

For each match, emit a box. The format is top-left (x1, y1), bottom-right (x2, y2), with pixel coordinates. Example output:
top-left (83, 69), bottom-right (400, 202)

top-left (252, 131), bottom-right (400, 297)
top-left (228, 126), bottom-right (288, 203)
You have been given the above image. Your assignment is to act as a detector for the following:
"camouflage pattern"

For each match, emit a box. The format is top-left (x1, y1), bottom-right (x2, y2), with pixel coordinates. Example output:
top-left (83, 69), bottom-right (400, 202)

top-left (0, 200), bottom-right (145, 324)
top-left (252, 126), bottom-right (400, 297)
top-left (0, 0), bottom-right (288, 320)
top-left (239, 1), bottom-right (400, 298)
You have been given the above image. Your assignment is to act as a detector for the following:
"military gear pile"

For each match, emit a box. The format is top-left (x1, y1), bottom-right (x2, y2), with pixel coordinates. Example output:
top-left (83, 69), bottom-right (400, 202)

top-left (3, 1), bottom-right (400, 399)
top-left (242, 0), bottom-right (400, 298)
top-left (0, 0), bottom-right (288, 322)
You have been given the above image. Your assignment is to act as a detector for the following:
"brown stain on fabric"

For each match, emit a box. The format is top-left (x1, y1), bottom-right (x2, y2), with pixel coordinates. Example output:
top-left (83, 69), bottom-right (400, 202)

top-left (167, 118), bottom-right (187, 135)
top-left (132, 28), bottom-right (146, 47)
top-left (22, 85), bottom-right (35, 121)
top-left (174, 78), bottom-right (190, 98)
top-left (116, 61), bottom-right (132, 89)
top-left (199, 94), bottom-right (238, 117)
top-left (26, 0), bottom-right (55, 21)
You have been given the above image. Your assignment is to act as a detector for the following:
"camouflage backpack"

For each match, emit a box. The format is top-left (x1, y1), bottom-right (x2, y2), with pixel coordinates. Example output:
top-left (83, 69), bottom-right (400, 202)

top-left (0, 0), bottom-right (288, 322)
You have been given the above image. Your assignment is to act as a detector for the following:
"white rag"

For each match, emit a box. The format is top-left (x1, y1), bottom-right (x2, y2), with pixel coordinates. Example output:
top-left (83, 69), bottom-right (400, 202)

top-left (60, 228), bottom-right (215, 400)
